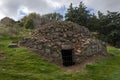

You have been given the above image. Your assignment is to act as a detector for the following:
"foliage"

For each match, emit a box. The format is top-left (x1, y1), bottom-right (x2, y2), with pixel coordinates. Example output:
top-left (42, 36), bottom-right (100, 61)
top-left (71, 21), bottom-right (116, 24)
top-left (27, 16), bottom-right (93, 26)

top-left (97, 11), bottom-right (120, 47)
top-left (20, 12), bottom-right (63, 29)
top-left (65, 2), bottom-right (120, 48)
top-left (0, 25), bottom-right (19, 38)
top-left (20, 13), bottom-right (47, 29)
top-left (24, 19), bottom-right (34, 29)
top-left (107, 30), bottom-right (120, 47)
top-left (65, 2), bottom-right (90, 26)
top-left (43, 12), bottom-right (63, 21)
top-left (87, 13), bottom-right (99, 31)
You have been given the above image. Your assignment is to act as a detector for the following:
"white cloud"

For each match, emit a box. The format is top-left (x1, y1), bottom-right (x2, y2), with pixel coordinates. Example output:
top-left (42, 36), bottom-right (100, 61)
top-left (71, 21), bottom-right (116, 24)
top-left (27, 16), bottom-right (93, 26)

top-left (17, 6), bottom-right (30, 20)
top-left (0, 0), bottom-right (120, 20)
top-left (45, 0), bottom-right (62, 8)
top-left (86, 0), bottom-right (120, 13)
top-left (0, 13), bottom-right (5, 20)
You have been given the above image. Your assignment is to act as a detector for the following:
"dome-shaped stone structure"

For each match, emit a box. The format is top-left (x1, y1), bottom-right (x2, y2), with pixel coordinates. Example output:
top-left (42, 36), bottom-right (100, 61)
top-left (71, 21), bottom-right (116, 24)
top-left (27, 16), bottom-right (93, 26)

top-left (19, 21), bottom-right (108, 66)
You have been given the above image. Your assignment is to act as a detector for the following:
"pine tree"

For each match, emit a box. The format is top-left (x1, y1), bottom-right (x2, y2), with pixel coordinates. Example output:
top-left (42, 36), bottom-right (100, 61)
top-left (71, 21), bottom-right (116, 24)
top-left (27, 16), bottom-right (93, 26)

top-left (65, 2), bottom-right (90, 26)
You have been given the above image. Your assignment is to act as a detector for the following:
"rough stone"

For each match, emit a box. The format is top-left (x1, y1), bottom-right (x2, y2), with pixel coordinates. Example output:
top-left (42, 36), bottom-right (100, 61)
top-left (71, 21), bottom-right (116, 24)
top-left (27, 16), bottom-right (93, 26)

top-left (19, 21), bottom-right (108, 65)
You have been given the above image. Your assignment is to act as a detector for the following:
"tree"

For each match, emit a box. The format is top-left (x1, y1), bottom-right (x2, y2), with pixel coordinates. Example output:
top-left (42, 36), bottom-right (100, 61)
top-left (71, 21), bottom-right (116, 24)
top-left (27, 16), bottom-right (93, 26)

top-left (98, 11), bottom-right (120, 35)
top-left (65, 2), bottom-right (90, 26)
top-left (65, 2), bottom-right (120, 47)
top-left (65, 3), bottom-right (75, 21)
top-left (107, 30), bottom-right (120, 47)
top-left (87, 13), bottom-right (99, 31)
top-left (20, 13), bottom-right (49, 28)
top-left (96, 11), bottom-right (120, 47)
top-left (43, 12), bottom-right (63, 21)
top-left (24, 19), bottom-right (34, 29)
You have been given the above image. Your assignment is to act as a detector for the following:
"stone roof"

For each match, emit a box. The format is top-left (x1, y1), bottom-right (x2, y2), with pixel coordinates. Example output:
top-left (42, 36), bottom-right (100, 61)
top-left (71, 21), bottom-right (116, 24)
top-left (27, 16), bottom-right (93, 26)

top-left (31, 21), bottom-right (93, 43)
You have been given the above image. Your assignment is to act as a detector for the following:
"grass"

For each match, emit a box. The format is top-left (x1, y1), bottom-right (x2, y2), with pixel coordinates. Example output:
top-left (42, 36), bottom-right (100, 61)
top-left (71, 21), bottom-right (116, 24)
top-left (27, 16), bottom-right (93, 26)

top-left (0, 37), bottom-right (62, 80)
top-left (0, 36), bottom-right (120, 80)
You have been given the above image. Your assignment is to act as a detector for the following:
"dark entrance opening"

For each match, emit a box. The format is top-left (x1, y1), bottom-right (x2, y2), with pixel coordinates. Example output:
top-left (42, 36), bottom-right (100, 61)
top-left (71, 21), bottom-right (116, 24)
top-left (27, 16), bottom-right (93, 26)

top-left (61, 49), bottom-right (75, 66)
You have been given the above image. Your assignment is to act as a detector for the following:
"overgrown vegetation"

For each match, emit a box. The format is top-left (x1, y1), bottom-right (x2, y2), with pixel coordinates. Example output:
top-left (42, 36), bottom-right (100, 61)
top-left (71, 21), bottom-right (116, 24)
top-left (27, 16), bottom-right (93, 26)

top-left (43, 12), bottom-right (63, 21)
top-left (65, 2), bottom-right (120, 48)
top-left (20, 12), bottom-right (63, 29)
top-left (0, 26), bottom-right (18, 37)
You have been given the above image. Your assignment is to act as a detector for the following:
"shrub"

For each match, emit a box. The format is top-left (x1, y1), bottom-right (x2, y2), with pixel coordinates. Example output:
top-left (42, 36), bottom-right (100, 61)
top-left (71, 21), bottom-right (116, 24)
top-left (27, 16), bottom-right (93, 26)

top-left (24, 19), bottom-right (34, 29)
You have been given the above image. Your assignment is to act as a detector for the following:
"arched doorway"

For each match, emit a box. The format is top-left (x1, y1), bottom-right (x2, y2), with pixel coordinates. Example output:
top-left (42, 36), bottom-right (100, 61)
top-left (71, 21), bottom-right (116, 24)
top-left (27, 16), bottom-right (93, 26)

top-left (61, 49), bottom-right (75, 66)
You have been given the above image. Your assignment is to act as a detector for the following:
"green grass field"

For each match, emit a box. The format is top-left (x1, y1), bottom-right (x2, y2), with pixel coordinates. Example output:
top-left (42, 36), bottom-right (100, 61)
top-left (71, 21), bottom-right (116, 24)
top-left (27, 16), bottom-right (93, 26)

top-left (0, 36), bottom-right (120, 80)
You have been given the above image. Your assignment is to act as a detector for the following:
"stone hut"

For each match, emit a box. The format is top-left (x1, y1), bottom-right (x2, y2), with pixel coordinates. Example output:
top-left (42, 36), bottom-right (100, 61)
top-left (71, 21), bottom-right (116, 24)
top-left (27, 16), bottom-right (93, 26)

top-left (19, 21), bottom-right (108, 66)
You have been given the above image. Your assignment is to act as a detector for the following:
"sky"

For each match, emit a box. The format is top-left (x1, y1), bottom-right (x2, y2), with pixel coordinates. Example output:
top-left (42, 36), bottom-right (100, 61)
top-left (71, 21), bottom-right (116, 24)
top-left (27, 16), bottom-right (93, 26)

top-left (0, 0), bottom-right (120, 21)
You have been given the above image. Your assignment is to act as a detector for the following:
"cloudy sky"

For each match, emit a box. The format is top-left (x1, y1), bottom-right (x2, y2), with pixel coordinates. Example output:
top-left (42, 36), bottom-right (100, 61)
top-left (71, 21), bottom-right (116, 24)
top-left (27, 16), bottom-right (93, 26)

top-left (0, 0), bottom-right (120, 20)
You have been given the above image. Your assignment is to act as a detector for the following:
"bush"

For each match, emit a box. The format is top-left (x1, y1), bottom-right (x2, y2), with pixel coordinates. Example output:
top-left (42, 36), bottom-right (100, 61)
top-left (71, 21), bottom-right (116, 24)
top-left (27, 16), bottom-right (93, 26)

top-left (0, 25), bottom-right (19, 38)
top-left (24, 19), bottom-right (34, 29)
top-left (107, 30), bottom-right (120, 47)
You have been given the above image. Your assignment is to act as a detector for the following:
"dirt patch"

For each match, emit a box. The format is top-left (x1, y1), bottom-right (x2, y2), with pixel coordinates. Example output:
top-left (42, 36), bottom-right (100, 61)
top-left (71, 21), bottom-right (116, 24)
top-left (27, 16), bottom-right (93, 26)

top-left (59, 54), bottom-right (113, 73)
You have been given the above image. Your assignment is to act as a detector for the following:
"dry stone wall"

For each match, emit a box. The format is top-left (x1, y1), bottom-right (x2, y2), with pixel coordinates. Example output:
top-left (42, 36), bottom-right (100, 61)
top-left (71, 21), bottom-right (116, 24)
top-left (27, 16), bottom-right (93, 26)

top-left (19, 21), bottom-right (108, 65)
